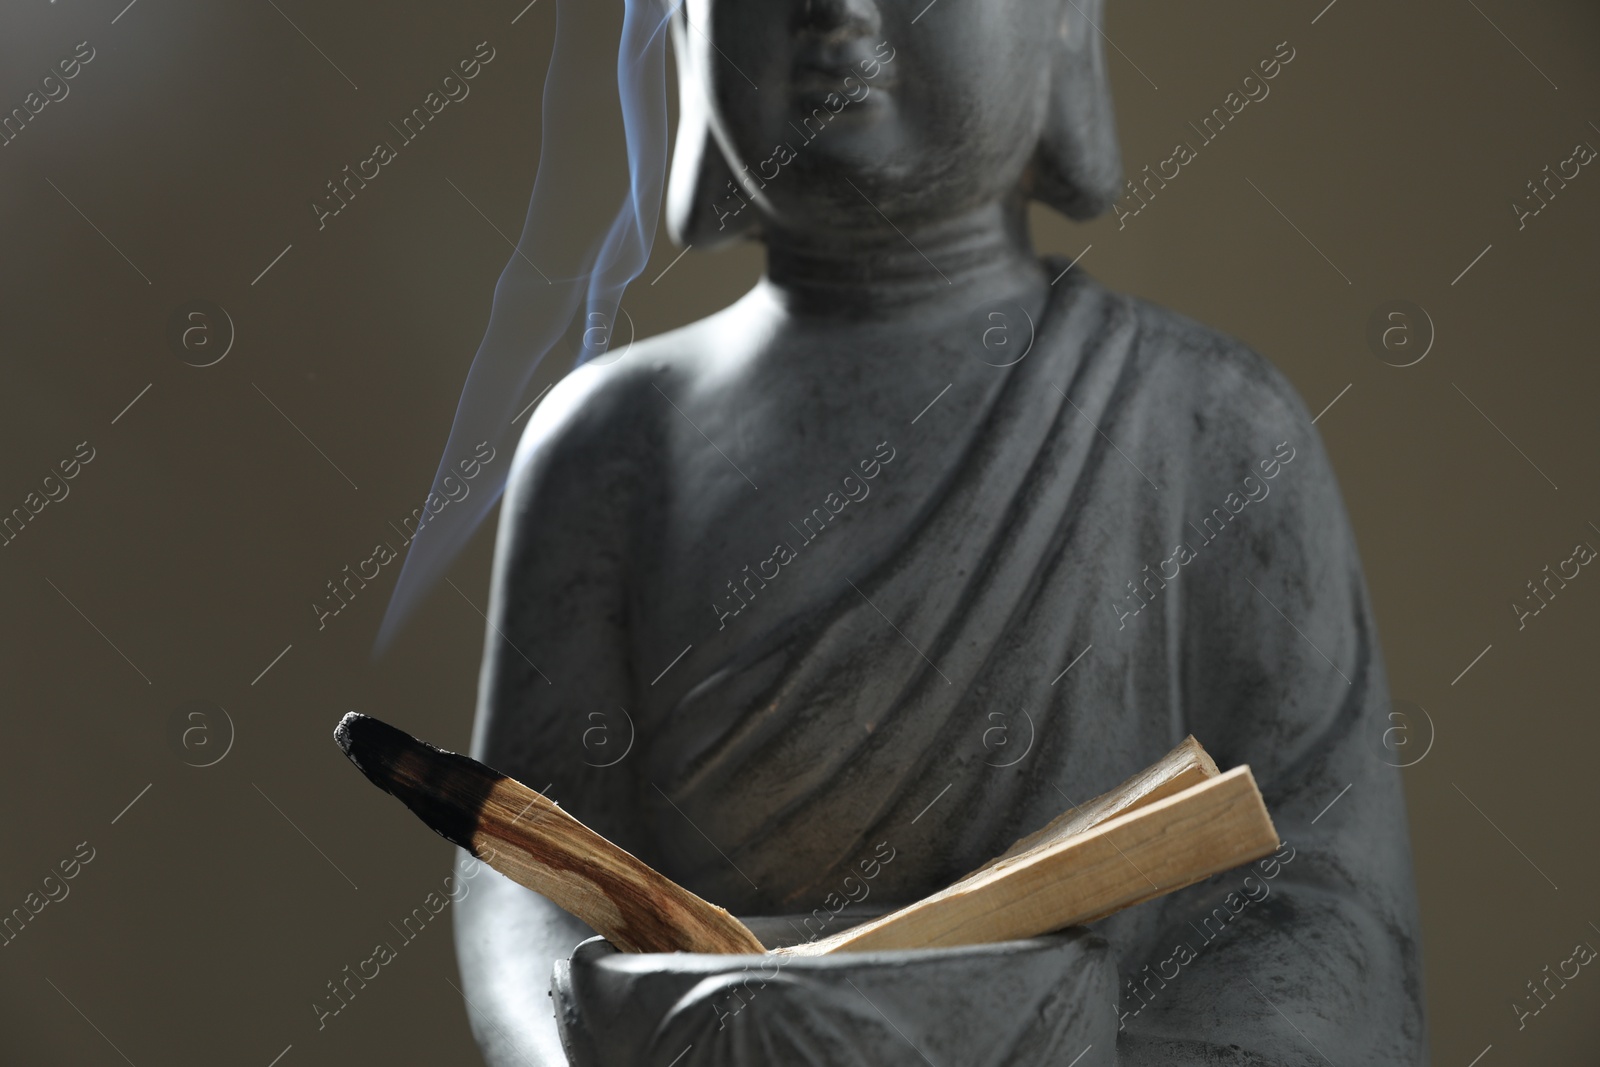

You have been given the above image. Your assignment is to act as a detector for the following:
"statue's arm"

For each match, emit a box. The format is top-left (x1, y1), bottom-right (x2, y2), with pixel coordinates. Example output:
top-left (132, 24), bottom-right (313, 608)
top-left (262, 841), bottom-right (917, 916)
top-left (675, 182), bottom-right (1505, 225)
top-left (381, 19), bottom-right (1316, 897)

top-left (452, 367), bottom-right (654, 1066)
top-left (454, 856), bottom-right (596, 1066)
top-left (1122, 380), bottom-right (1426, 1064)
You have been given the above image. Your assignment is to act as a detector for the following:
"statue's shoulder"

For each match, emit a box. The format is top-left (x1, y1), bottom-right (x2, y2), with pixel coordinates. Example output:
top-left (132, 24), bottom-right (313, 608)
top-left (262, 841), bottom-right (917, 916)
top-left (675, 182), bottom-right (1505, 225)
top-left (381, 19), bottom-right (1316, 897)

top-left (1109, 289), bottom-right (1315, 448)
top-left (505, 315), bottom-right (718, 494)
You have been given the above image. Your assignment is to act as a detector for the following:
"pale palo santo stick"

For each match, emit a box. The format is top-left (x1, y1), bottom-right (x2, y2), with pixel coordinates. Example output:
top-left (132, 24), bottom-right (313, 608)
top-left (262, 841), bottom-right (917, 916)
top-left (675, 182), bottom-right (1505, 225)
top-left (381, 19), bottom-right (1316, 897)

top-left (966, 735), bottom-right (1220, 879)
top-left (786, 766), bottom-right (1277, 956)
top-left (334, 713), bottom-right (765, 955)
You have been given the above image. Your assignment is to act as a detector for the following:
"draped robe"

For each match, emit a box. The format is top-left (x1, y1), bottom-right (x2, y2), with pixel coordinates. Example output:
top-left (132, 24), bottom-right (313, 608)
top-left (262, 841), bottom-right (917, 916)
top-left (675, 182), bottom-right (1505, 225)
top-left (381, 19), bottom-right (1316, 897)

top-left (560, 267), bottom-right (1427, 1062)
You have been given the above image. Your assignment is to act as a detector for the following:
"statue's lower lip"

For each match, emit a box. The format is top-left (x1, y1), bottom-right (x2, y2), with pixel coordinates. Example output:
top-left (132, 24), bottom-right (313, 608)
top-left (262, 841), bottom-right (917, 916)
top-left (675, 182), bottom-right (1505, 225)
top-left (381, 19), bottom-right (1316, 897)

top-left (789, 79), bottom-right (896, 100)
top-left (787, 94), bottom-right (892, 125)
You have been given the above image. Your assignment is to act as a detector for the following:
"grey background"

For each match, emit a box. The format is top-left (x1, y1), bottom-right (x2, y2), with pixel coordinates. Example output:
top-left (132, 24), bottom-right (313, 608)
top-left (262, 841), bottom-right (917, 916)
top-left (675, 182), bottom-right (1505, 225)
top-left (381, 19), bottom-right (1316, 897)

top-left (0, 0), bottom-right (1596, 1063)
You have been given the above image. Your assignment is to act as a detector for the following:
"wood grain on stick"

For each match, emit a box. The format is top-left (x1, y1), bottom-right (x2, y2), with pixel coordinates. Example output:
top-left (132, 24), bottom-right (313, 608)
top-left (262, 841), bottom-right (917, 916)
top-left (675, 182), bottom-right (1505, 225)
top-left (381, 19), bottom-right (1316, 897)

top-left (333, 712), bottom-right (765, 955)
top-left (789, 765), bottom-right (1277, 956)
top-left (968, 734), bottom-right (1220, 877)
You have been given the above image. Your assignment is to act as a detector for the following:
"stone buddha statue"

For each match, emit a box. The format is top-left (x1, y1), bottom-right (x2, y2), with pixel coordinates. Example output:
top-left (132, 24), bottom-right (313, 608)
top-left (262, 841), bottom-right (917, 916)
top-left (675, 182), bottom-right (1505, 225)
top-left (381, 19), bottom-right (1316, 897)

top-left (453, 0), bottom-right (1428, 1063)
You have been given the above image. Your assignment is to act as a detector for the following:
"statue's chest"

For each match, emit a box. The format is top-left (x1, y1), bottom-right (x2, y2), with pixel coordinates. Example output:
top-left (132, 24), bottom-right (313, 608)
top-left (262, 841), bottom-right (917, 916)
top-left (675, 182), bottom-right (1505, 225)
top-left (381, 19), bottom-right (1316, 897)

top-left (637, 428), bottom-right (923, 657)
top-left (631, 352), bottom-right (1008, 664)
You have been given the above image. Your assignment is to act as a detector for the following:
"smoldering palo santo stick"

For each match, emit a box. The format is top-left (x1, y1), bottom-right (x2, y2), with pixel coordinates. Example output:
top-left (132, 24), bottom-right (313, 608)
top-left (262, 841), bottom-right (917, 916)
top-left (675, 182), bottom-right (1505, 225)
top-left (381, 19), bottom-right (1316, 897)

top-left (335, 716), bottom-right (1277, 960)
top-left (332, 713), bottom-right (764, 955)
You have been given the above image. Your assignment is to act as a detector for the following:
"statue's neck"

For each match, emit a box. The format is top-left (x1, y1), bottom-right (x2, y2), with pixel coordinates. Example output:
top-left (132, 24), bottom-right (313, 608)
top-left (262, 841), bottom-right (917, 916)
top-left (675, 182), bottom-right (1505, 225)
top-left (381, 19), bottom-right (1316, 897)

top-left (760, 195), bottom-right (1047, 323)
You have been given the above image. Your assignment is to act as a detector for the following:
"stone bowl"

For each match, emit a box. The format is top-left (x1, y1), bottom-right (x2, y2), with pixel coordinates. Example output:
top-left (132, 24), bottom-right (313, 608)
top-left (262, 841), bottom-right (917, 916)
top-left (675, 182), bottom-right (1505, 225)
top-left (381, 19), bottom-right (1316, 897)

top-left (552, 915), bottom-right (1115, 1067)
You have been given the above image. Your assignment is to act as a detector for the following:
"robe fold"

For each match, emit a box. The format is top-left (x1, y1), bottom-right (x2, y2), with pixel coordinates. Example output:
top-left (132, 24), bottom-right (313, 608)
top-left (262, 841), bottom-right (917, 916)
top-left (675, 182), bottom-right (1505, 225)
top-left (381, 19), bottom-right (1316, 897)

top-left (636, 267), bottom-right (1427, 1062)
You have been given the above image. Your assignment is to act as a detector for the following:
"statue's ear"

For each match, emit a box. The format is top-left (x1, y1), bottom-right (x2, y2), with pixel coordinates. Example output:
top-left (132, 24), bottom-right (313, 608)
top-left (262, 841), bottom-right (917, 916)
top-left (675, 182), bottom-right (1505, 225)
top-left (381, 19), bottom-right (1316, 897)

top-left (1030, 0), bottom-right (1123, 220)
top-left (665, 13), bottom-right (759, 249)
